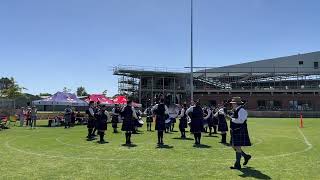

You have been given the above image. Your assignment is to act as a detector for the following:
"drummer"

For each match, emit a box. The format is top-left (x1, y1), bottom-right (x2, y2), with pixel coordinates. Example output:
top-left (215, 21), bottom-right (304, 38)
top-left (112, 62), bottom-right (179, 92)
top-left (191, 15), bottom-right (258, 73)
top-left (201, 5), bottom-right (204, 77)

top-left (177, 103), bottom-right (188, 139)
top-left (167, 104), bottom-right (179, 133)
top-left (144, 106), bottom-right (153, 131)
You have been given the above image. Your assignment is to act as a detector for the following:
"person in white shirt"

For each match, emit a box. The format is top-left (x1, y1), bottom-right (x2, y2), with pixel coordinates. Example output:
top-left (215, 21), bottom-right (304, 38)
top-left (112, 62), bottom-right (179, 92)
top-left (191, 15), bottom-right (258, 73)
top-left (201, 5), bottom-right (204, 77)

top-left (227, 97), bottom-right (252, 170)
top-left (177, 103), bottom-right (188, 138)
top-left (18, 107), bottom-right (25, 127)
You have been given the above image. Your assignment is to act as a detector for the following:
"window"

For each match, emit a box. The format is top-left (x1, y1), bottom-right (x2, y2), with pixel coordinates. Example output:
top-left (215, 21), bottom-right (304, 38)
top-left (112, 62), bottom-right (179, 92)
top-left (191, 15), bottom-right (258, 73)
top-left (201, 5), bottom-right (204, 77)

top-left (314, 62), bottom-right (319, 69)
top-left (299, 61), bottom-right (304, 65)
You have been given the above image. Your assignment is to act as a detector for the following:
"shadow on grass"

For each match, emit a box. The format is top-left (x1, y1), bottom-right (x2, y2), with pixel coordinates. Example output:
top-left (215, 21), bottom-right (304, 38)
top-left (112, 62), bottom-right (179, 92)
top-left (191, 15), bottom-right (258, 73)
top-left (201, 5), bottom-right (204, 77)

top-left (203, 135), bottom-right (219, 138)
top-left (121, 143), bottom-right (138, 148)
top-left (96, 141), bottom-right (109, 144)
top-left (172, 137), bottom-right (194, 141)
top-left (239, 167), bottom-right (271, 180)
top-left (86, 138), bottom-right (97, 142)
top-left (156, 144), bottom-right (174, 149)
top-left (193, 144), bottom-right (211, 148)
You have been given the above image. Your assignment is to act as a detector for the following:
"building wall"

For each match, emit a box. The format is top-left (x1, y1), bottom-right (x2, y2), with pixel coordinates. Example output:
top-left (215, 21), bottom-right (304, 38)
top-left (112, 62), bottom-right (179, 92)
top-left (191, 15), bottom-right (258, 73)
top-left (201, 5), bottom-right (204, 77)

top-left (195, 93), bottom-right (320, 111)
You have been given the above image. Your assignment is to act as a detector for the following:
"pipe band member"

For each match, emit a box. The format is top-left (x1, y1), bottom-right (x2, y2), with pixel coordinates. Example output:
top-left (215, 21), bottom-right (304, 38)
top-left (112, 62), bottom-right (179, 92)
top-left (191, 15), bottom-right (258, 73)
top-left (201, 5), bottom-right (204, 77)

top-left (186, 100), bottom-right (204, 145)
top-left (177, 103), bottom-right (188, 139)
top-left (203, 107), bottom-right (212, 134)
top-left (86, 101), bottom-right (96, 139)
top-left (120, 100), bottom-right (138, 145)
top-left (214, 103), bottom-right (229, 144)
top-left (64, 105), bottom-right (72, 129)
top-left (228, 97), bottom-right (252, 170)
top-left (144, 106), bottom-right (153, 131)
top-left (212, 106), bottom-right (219, 134)
top-left (152, 98), bottom-right (169, 145)
top-left (111, 104), bottom-right (121, 133)
top-left (92, 101), bottom-right (101, 136)
top-left (96, 105), bottom-right (109, 143)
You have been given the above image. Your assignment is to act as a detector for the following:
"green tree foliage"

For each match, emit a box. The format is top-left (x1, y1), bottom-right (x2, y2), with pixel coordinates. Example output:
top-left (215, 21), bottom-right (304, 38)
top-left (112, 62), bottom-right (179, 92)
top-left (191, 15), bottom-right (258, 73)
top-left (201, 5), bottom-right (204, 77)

top-left (76, 86), bottom-right (89, 96)
top-left (0, 77), bottom-right (26, 99)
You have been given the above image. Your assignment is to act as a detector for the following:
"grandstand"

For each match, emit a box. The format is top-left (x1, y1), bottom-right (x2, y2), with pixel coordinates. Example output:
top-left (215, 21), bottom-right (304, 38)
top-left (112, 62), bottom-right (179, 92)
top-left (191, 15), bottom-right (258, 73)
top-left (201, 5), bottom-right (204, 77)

top-left (113, 51), bottom-right (320, 117)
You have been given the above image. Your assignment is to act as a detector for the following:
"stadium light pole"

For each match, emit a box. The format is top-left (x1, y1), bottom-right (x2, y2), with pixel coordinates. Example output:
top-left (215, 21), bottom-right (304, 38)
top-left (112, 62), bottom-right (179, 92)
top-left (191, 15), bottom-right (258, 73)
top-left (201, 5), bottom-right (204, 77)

top-left (190, 0), bottom-right (194, 103)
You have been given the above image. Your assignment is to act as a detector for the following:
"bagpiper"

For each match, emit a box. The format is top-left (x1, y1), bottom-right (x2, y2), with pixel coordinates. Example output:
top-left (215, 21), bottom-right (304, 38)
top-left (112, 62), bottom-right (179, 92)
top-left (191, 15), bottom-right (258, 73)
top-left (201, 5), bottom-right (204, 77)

top-left (227, 97), bottom-right (252, 170)
top-left (95, 105), bottom-right (109, 144)
top-left (86, 101), bottom-right (96, 140)
top-left (111, 104), bottom-right (121, 133)
top-left (120, 100), bottom-right (138, 145)
top-left (214, 103), bottom-right (229, 144)
top-left (152, 98), bottom-right (169, 145)
top-left (177, 103), bottom-right (188, 139)
top-left (186, 100), bottom-right (204, 145)
top-left (144, 106), bottom-right (153, 131)
top-left (92, 101), bottom-right (101, 136)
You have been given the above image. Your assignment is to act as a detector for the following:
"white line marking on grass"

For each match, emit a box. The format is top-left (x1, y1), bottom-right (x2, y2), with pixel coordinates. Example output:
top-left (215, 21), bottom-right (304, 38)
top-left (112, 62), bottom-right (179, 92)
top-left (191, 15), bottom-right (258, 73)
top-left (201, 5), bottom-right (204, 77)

top-left (297, 127), bottom-right (312, 147)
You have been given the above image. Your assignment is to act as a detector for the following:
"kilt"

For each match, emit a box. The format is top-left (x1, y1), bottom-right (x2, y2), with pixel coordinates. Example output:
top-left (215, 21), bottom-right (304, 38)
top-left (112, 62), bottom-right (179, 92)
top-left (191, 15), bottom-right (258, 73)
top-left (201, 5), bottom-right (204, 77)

top-left (179, 118), bottom-right (188, 129)
top-left (218, 119), bottom-right (228, 132)
top-left (112, 116), bottom-right (118, 128)
top-left (87, 118), bottom-right (95, 129)
top-left (207, 117), bottom-right (214, 127)
top-left (190, 119), bottom-right (203, 133)
top-left (230, 122), bottom-right (251, 147)
top-left (97, 120), bottom-right (107, 131)
top-left (155, 115), bottom-right (166, 131)
top-left (146, 117), bottom-right (153, 123)
top-left (171, 118), bottom-right (176, 123)
top-left (213, 116), bottom-right (218, 125)
top-left (121, 119), bottom-right (134, 132)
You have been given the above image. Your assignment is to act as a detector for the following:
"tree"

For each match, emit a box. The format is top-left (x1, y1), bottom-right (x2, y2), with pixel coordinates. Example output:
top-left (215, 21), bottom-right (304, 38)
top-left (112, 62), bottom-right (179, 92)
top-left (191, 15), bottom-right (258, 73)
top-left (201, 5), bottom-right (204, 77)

top-left (102, 90), bottom-right (108, 96)
top-left (0, 77), bottom-right (26, 99)
top-left (76, 86), bottom-right (89, 96)
top-left (63, 87), bottom-right (71, 93)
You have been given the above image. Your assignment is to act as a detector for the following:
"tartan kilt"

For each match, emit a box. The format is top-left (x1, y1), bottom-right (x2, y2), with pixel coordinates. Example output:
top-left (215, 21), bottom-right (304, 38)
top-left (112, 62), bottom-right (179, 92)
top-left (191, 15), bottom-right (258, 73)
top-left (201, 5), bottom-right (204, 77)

top-left (146, 117), bottom-right (153, 123)
top-left (207, 117), bottom-right (214, 127)
top-left (230, 124), bottom-right (251, 147)
top-left (97, 120), bottom-right (107, 131)
top-left (155, 115), bottom-right (166, 131)
top-left (87, 118), bottom-right (95, 129)
top-left (111, 116), bottom-right (118, 128)
top-left (111, 116), bottom-right (119, 123)
top-left (190, 119), bottom-right (203, 133)
top-left (213, 116), bottom-right (218, 125)
top-left (179, 118), bottom-right (188, 129)
top-left (121, 119), bottom-right (134, 132)
top-left (218, 119), bottom-right (228, 132)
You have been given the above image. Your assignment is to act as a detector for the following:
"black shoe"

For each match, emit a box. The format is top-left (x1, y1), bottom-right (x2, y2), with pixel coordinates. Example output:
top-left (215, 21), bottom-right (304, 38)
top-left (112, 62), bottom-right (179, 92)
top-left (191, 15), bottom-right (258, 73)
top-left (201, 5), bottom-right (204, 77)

top-left (230, 164), bottom-right (241, 170)
top-left (243, 155), bottom-right (252, 166)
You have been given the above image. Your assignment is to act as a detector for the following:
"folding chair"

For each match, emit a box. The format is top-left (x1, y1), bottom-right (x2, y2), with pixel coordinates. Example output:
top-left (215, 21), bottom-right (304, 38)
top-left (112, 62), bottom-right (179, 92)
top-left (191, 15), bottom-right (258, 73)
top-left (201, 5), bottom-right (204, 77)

top-left (8, 115), bottom-right (18, 127)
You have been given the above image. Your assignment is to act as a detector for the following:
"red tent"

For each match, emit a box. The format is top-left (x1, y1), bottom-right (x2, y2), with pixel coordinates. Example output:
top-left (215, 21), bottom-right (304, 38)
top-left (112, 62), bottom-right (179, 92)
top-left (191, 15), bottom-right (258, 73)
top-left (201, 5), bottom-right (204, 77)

top-left (85, 94), bottom-right (114, 106)
top-left (113, 96), bottom-right (142, 108)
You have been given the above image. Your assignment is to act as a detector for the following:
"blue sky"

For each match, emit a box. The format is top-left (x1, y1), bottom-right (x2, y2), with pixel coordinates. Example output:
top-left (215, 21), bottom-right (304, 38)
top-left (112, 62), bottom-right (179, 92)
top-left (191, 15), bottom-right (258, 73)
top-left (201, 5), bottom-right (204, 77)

top-left (1, 0), bottom-right (320, 96)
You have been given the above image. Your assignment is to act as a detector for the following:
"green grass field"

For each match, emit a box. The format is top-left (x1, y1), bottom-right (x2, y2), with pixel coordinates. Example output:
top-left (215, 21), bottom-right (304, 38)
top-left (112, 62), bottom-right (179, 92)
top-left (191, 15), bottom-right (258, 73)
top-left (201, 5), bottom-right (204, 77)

top-left (0, 118), bottom-right (319, 180)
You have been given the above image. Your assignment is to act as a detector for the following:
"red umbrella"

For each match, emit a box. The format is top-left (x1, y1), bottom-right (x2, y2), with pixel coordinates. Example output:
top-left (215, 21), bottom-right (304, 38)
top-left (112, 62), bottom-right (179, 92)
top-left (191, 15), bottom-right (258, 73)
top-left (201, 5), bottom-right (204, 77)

top-left (113, 96), bottom-right (142, 108)
top-left (85, 94), bottom-right (114, 106)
